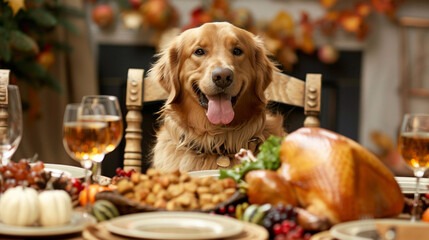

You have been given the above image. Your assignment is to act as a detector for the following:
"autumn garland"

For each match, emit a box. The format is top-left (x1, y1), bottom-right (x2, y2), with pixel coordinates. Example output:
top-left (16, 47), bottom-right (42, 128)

top-left (0, 0), bottom-right (83, 115)
top-left (88, 0), bottom-right (407, 71)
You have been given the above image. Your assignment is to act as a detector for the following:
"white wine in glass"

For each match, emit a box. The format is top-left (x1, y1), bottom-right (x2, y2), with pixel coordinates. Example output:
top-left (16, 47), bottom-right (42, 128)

top-left (0, 85), bottom-right (23, 165)
top-left (398, 113), bottom-right (429, 221)
top-left (62, 103), bottom-right (109, 212)
top-left (81, 95), bottom-right (123, 178)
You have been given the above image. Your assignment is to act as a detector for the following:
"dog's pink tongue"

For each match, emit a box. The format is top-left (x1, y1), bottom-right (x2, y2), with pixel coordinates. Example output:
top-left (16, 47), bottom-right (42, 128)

top-left (206, 94), bottom-right (234, 125)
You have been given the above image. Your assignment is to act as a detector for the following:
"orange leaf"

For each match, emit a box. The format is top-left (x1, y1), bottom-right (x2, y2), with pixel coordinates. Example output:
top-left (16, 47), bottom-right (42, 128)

top-left (340, 11), bottom-right (362, 33)
top-left (300, 34), bottom-right (315, 55)
top-left (263, 36), bottom-right (283, 54)
top-left (316, 11), bottom-right (339, 36)
top-left (300, 12), bottom-right (313, 35)
top-left (198, 12), bottom-right (212, 24)
top-left (37, 50), bottom-right (55, 70)
top-left (298, 11), bottom-right (315, 54)
top-left (320, 0), bottom-right (338, 8)
top-left (324, 11), bottom-right (340, 21)
top-left (266, 11), bottom-right (295, 38)
top-left (211, 0), bottom-right (229, 11)
top-left (355, 2), bottom-right (372, 17)
top-left (7, 0), bottom-right (26, 16)
top-left (371, 0), bottom-right (397, 14)
top-left (210, 0), bottom-right (229, 21)
top-left (356, 21), bottom-right (370, 40)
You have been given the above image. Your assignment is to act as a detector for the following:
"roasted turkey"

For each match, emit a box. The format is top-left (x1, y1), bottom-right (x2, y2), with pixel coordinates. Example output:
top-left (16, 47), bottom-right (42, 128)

top-left (245, 127), bottom-right (404, 230)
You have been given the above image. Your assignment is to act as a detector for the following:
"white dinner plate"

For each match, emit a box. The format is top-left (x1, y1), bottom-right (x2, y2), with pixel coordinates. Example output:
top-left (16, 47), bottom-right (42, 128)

top-left (0, 212), bottom-right (96, 237)
top-left (395, 176), bottom-right (429, 185)
top-left (41, 163), bottom-right (88, 179)
top-left (188, 170), bottom-right (220, 178)
top-left (394, 176), bottom-right (429, 194)
top-left (330, 219), bottom-right (429, 240)
top-left (330, 219), bottom-right (381, 240)
top-left (105, 211), bottom-right (244, 239)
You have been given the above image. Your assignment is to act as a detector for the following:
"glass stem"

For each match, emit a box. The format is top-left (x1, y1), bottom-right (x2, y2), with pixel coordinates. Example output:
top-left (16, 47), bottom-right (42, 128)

top-left (1, 155), bottom-right (10, 166)
top-left (412, 176), bottom-right (421, 222)
top-left (85, 167), bottom-right (92, 214)
top-left (91, 162), bottom-right (101, 182)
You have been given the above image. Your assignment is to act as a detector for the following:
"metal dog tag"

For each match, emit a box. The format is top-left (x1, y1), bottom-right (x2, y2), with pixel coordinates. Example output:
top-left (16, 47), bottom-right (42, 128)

top-left (216, 156), bottom-right (230, 168)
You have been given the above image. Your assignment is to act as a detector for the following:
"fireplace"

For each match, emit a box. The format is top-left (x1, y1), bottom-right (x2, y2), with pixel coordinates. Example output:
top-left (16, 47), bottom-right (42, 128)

top-left (289, 50), bottom-right (362, 141)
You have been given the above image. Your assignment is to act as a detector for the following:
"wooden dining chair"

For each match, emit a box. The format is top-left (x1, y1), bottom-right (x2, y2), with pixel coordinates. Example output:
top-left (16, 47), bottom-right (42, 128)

top-left (122, 68), bottom-right (322, 172)
top-left (0, 70), bottom-right (10, 141)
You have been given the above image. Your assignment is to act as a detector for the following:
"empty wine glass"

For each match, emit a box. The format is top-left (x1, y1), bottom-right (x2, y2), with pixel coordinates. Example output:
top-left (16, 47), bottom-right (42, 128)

top-left (62, 103), bottom-right (109, 212)
top-left (81, 95), bottom-right (123, 180)
top-left (398, 113), bottom-right (429, 221)
top-left (0, 85), bottom-right (22, 165)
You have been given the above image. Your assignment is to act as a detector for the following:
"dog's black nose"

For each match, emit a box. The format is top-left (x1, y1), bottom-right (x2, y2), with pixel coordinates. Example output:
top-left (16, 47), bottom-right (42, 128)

top-left (212, 68), bottom-right (233, 88)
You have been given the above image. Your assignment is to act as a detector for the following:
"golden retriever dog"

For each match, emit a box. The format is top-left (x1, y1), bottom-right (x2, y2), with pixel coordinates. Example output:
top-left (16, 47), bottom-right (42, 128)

top-left (148, 22), bottom-right (285, 172)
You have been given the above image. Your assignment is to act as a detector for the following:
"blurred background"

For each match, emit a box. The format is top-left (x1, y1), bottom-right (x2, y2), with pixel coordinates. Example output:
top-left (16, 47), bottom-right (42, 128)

top-left (2, 0), bottom-right (428, 177)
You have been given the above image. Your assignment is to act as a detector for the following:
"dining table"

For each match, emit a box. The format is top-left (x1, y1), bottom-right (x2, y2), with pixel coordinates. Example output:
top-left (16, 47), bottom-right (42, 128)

top-left (0, 217), bottom-right (269, 240)
top-left (0, 164), bottom-right (270, 240)
top-left (2, 164), bottom-right (429, 240)
top-left (1, 213), bottom-right (427, 240)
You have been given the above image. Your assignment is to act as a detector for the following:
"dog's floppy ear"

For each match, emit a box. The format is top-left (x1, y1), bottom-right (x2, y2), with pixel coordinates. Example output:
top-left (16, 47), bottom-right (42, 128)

top-left (148, 37), bottom-right (181, 104)
top-left (253, 36), bottom-right (277, 103)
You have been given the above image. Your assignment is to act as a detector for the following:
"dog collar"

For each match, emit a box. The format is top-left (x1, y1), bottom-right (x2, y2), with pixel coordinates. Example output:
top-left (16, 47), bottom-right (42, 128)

top-left (178, 135), bottom-right (262, 168)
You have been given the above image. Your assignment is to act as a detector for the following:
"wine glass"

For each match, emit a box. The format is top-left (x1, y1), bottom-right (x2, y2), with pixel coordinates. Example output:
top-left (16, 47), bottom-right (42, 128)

top-left (398, 113), bottom-right (429, 221)
top-left (62, 103), bottom-right (109, 212)
top-left (0, 85), bottom-right (23, 165)
top-left (81, 95), bottom-right (123, 180)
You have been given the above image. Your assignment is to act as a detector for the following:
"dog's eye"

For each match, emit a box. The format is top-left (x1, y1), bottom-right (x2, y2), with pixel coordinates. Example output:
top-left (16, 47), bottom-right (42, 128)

top-left (232, 48), bottom-right (243, 56)
top-left (194, 48), bottom-right (205, 56)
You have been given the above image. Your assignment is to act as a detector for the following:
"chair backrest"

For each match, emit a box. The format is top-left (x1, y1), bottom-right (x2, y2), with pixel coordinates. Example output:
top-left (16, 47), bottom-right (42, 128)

top-left (0, 70), bottom-right (10, 140)
top-left (122, 68), bottom-right (322, 172)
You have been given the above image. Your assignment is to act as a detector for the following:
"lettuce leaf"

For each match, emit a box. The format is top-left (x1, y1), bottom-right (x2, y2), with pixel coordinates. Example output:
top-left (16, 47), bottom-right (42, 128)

top-left (219, 135), bottom-right (282, 182)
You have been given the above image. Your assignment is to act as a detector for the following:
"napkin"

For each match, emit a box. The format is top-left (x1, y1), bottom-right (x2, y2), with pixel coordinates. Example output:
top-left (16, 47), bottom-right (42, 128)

top-left (376, 221), bottom-right (429, 240)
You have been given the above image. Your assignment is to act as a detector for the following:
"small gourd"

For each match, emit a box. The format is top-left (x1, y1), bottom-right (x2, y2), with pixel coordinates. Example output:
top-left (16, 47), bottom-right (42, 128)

top-left (38, 190), bottom-right (73, 226)
top-left (0, 186), bottom-right (39, 226)
top-left (92, 200), bottom-right (120, 222)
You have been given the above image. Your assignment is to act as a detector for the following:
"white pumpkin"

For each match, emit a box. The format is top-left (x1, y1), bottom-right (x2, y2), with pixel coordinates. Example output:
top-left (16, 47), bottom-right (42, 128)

top-left (38, 190), bottom-right (73, 226)
top-left (0, 186), bottom-right (39, 226)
